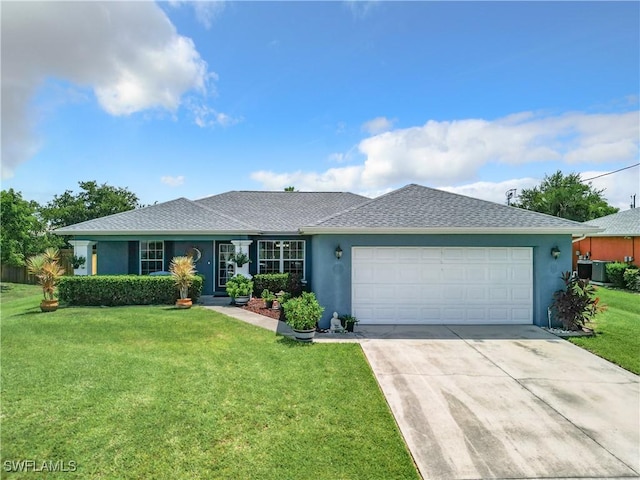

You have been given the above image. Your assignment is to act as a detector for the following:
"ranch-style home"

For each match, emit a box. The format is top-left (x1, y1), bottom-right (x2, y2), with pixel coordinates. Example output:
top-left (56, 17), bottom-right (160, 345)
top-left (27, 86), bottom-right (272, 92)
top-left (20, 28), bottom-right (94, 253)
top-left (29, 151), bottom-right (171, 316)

top-left (56, 184), bottom-right (600, 328)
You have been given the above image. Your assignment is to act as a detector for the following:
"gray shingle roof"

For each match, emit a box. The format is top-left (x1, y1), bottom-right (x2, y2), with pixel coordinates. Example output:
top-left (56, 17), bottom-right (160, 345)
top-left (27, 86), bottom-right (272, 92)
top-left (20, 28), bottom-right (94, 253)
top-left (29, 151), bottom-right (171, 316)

top-left (195, 191), bottom-right (369, 232)
top-left (583, 208), bottom-right (640, 236)
top-left (55, 198), bottom-right (256, 235)
top-left (303, 184), bottom-right (600, 234)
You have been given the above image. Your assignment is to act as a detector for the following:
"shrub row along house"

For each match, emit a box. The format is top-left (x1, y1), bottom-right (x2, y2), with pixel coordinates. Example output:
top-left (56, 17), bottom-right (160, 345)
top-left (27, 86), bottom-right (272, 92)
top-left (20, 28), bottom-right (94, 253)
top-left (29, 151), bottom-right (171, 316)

top-left (55, 184), bottom-right (599, 328)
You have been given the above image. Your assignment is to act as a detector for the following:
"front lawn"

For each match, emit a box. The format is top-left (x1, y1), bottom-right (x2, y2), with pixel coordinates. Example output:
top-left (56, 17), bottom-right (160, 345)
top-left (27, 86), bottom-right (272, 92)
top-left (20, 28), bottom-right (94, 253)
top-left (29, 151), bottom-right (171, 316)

top-left (570, 286), bottom-right (640, 374)
top-left (1, 283), bottom-right (418, 479)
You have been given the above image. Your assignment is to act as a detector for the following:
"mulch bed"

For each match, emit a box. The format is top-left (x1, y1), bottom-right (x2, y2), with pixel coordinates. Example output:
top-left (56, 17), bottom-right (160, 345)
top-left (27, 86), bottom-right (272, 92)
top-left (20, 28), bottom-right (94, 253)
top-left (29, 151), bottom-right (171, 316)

top-left (242, 297), bottom-right (283, 320)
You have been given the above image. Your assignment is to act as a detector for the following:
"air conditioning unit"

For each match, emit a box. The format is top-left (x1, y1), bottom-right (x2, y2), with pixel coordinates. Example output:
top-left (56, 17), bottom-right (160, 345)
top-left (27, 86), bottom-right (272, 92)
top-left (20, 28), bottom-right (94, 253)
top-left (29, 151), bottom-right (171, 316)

top-left (576, 260), bottom-right (592, 280)
top-left (591, 260), bottom-right (612, 283)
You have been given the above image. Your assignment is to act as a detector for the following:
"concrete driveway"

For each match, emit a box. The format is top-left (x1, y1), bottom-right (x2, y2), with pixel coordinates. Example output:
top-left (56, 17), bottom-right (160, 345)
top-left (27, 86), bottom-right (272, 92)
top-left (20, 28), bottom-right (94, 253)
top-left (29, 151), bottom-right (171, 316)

top-left (361, 325), bottom-right (640, 480)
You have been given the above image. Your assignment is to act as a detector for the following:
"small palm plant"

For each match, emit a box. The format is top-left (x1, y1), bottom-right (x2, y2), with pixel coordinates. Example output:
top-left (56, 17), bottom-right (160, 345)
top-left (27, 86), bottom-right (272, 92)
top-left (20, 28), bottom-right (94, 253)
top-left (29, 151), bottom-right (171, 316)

top-left (26, 247), bottom-right (65, 311)
top-left (170, 256), bottom-right (196, 308)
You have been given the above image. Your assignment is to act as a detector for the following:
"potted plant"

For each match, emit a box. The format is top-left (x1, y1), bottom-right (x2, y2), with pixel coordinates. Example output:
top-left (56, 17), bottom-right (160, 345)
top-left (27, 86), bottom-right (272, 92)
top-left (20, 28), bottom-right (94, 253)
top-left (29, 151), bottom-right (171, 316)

top-left (261, 289), bottom-right (276, 308)
top-left (226, 274), bottom-right (254, 306)
top-left (282, 292), bottom-right (324, 342)
top-left (71, 255), bottom-right (86, 270)
top-left (340, 314), bottom-right (359, 332)
top-left (26, 247), bottom-right (65, 312)
top-left (231, 252), bottom-right (251, 268)
top-left (170, 256), bottom-right (196, 308)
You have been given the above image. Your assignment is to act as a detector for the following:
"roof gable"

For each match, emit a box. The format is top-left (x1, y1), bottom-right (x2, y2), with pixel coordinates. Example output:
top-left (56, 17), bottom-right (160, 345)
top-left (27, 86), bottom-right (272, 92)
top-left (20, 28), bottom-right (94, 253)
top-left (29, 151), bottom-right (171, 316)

top-left (584, 208), bottom-right (640, 236)
top-left (303, 184), bottom-right (600, 234)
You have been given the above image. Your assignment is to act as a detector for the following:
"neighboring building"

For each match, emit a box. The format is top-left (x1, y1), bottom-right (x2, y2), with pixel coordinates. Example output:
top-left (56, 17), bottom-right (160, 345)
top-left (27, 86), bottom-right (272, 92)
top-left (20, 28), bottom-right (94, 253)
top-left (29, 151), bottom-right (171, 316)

top-left (573, 209), bottom-right (640, 270)
top-left (56, 184), bottom-right (598, 328)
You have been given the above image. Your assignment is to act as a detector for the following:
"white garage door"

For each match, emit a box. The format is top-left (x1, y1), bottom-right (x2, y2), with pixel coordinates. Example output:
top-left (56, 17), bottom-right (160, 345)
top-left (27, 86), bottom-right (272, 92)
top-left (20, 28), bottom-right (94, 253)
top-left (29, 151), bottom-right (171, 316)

top-left (352, 247), bottom-right (533, 325)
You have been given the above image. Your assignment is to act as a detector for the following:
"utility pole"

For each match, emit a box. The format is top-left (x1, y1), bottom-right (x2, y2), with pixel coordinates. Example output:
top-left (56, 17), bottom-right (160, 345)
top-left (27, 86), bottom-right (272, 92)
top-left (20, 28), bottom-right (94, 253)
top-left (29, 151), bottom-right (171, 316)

top-left (631, 194), bottom-right (636, 209)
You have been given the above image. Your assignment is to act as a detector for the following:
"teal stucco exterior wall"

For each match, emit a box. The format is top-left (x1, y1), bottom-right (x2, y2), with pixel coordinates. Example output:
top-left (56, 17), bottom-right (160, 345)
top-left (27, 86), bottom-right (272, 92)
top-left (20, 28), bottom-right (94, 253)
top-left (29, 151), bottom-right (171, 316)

top-left (309, 234), bottom-right (573, 328)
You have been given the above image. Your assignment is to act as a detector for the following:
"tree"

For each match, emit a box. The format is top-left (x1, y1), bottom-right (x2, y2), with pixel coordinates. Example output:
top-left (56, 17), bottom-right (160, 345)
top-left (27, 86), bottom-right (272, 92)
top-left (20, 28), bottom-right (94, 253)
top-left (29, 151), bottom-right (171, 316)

top-left (0, 189), bottom-right (61, 266)
top-left (41, 181), bottom-right (140, 229)
top-left (284, 186), bottom-right (296, 192)
top-left (513, 171), bottom-right (618, 222)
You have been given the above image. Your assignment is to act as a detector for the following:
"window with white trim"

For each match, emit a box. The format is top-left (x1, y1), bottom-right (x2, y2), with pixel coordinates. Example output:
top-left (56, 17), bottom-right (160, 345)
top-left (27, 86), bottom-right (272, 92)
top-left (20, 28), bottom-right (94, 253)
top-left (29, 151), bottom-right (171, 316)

top-left (140, 241), bottom-right (164, 275)
top-left (258, 240), bottom-right (305, 279)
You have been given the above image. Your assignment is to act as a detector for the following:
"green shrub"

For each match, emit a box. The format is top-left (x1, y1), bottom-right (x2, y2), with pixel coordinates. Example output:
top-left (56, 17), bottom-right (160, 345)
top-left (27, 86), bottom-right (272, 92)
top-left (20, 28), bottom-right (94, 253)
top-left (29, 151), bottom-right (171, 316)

top-left (58, 275), bottom-right (202, 306)
top-left (605, 262), bottom-right (630, 288)
top-left (253, 274), bottom-right (289, 296)
top-left (252, 273), bottom-right (304, 297)
top-left (282, 292), bottom-right (324, 330)
top-left (623, 268), bottom-right (640, 292)
top-left (550, 271), bottom-right (603, 331)
top-left (225, 275), bottom-right (253, 298)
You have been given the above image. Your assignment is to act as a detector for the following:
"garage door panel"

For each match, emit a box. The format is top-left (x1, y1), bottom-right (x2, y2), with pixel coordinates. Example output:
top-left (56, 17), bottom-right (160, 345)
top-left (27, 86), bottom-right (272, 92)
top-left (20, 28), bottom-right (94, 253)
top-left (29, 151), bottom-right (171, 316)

top-left (352, 247), bottom-right (532, 325)
top-left (489, 248), bottom-right (510, 261)
top-left (443, 248), bottom-right (466, 262)
top-left (421, 268), bottom-right (442, 282)
top-left (443, 266), bottom-right (465, 282)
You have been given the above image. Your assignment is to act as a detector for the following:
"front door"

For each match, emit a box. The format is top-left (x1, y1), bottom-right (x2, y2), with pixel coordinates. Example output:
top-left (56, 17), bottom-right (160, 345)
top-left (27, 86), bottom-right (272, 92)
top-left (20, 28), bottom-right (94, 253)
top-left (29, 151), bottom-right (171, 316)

top-left (216, 242), bottom-right (236, 293)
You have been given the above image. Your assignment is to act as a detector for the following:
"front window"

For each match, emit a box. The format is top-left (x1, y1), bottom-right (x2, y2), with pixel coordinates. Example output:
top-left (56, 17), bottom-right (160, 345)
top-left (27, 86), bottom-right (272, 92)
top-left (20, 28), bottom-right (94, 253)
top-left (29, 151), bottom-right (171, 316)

top-left (140, 241), bottom-right (164, 275)
top-left (258, 240), bottom-right (305, 279)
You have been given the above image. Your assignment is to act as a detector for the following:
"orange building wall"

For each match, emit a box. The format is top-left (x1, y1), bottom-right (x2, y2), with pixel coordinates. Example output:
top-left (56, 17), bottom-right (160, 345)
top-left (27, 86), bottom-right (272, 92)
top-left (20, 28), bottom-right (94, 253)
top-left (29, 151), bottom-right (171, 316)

top-left (572, 236), bottom-right (639, 270)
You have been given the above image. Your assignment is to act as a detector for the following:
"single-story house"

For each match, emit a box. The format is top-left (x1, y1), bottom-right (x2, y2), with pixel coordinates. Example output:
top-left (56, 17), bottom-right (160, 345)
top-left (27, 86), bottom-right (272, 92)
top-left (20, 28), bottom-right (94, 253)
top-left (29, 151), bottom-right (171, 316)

top-left (56, 184), bottom-right (599, 328)
top-left (573, 208), bottom-right (640, 269)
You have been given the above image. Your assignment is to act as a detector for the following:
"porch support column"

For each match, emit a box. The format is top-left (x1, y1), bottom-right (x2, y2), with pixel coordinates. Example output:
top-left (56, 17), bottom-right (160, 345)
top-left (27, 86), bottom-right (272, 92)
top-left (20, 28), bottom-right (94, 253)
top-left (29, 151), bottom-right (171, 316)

top-left (231, 240), bottom-right (253, 278)
top-left (68, 240), bottom-right (96, 276)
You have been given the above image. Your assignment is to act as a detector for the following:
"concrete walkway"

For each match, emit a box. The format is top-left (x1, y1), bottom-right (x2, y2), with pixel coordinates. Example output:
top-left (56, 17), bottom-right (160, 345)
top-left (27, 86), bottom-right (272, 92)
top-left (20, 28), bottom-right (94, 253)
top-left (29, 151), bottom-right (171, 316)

top-left (202, 301), bottom-right (640, 480)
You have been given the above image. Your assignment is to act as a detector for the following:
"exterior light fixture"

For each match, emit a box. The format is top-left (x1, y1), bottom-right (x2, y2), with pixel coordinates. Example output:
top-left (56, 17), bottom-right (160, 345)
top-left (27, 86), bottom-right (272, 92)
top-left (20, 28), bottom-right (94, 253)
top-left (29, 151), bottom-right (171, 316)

top-left (575, 250), bottom-right (580, 257)
top-left (550, 246), bottom-right (561, 259)
top-left (335, 245), bottom-right (343, 259)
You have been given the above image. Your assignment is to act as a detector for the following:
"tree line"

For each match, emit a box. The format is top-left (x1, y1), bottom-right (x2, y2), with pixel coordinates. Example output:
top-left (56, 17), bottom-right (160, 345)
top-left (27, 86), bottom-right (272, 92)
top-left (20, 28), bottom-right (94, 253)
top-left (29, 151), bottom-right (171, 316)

top-left (1, 181), bottom-right (139, 267)
top-left (1, 172), bottom-right (619, 267)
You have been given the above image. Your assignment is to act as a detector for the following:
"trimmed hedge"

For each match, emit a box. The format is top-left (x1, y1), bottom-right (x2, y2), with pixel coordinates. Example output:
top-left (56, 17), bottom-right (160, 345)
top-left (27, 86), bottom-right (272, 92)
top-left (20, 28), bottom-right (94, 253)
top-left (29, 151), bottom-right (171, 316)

top-left (623, 268), bottom-right (640, 292)
top-left (605, 262), bottom-right (630, 288)
top-left (252, 273), bottom-right (303, 297)
top-left (58, 275), bottom-right (203, 306)
top-left (253, 274), bottom-right (289, 296)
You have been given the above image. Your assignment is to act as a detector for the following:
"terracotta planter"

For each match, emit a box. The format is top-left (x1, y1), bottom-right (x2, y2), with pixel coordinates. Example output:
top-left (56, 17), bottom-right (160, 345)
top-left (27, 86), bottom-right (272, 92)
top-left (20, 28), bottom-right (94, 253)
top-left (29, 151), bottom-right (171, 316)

top-left (292, 328), bottom-right (316, 342)
top-left (176, 298), bottom-right (192, 309)
top-left (40, 300), bottom-right (59, 312)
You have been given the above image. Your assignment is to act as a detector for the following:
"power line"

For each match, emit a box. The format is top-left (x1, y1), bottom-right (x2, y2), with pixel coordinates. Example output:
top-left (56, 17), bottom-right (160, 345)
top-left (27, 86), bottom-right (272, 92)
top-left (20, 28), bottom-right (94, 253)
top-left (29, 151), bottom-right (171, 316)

top-left (581, 163), bottom-right (640, 182)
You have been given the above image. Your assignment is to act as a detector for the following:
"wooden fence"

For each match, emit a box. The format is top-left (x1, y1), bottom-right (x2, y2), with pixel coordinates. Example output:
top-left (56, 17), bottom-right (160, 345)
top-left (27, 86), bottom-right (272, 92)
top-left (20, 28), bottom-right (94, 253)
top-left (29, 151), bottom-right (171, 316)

top-left (1, 249), bottom-right (75, 285)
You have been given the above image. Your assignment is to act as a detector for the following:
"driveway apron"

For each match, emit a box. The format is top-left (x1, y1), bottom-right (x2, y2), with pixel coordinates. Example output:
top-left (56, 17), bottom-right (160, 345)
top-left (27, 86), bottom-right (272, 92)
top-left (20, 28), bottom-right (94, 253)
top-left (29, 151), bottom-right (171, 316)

top-left (361, 325), bottom-right (640, 480)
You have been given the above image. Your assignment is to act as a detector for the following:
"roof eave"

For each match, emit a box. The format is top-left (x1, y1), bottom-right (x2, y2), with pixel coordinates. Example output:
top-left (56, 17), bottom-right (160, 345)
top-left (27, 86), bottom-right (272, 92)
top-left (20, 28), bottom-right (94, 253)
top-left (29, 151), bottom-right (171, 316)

top-left (300, 226), bottom-right (604, 235)
top-left (54, 229), bottom-right (262, 236)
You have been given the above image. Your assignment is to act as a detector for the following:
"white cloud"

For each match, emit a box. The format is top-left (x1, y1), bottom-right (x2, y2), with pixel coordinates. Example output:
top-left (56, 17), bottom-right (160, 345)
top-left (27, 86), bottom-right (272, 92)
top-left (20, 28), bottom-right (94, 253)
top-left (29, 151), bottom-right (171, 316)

top-left (1, 1), bottom-right (214, 178)
top-left (345, 1), bottom-right (380, 19)
top-left (189, 102), bottom-right (242, 128)
top-left (438, 168), bottom-right (639, 211)
top-left (438, 178), bottom-right (540, 205)
top-left (251, 110), bottom-right (639, 192)
top-left (161, 175), bottom-right (186, 187)
top-left (169, 0), bottom-right (226, 29)
top-left (582, 168), bottom-right (640, 211)
top-left (361, 116), bottom-right (396, 135)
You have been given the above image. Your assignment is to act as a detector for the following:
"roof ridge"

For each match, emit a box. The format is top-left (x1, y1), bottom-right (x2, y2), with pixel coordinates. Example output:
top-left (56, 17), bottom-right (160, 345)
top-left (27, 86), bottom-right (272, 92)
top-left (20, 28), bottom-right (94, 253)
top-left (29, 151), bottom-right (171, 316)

top-left (189, 198), bottom-right (256, 230)
top-left (306, 193), bottom-right (379, 227)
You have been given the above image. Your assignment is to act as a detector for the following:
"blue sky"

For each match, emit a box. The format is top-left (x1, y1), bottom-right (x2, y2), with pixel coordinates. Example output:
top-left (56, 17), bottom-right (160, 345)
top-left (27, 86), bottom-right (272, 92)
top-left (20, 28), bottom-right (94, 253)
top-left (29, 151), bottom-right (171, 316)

top-left (2, 1), bottom-right (639, 210)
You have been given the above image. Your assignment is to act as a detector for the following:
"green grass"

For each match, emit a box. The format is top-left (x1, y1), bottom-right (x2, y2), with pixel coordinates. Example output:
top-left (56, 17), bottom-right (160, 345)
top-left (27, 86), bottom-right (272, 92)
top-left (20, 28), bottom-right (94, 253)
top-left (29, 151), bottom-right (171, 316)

top-left (1, 283), bottom-right (418, 479)
top-left (569, 286), bottom-right (640, 374)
